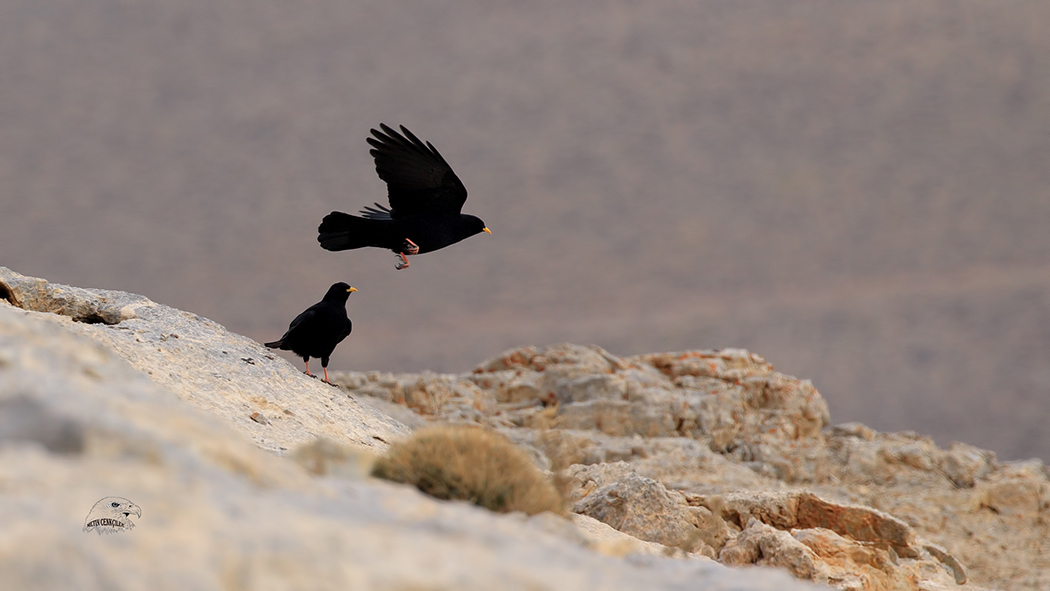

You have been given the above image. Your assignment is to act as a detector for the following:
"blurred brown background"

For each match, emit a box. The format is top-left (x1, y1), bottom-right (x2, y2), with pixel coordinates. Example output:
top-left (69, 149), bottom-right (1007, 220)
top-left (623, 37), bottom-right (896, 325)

top-left (2, 1), bottom-right (1048, 460)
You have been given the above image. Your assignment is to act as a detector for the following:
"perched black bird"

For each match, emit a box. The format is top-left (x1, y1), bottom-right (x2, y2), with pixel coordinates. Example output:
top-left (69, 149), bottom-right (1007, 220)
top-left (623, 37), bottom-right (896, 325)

top-left (265, 282), bottom-right (357, 383)
top-left (317, 124), bottom-right (491, 270)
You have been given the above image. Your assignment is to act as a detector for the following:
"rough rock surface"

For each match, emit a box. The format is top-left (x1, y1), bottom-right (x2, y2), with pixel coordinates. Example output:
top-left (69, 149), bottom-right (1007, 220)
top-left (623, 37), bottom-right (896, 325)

top-left (0, 268), bottom-right (815, 591)
top-left (0, 267), bottom-right (408, 453)
top-left (334, 343), bottom-right (1050, 591)
top-left (571, 467), bottom-right (722, 557)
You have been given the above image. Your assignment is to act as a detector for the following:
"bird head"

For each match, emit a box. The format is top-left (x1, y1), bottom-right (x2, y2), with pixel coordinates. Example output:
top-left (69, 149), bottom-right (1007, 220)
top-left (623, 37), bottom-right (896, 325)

top-left (83, 496), bottom-right (141, 535)
top-left (323, 282), bottom-right (358, 304)
top-left (462, 215), bottom-right (491, 237)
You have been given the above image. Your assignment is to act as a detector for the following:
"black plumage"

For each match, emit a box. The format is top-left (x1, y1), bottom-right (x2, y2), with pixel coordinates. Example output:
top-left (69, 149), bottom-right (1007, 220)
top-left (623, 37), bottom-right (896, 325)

top-left (317, 124), bottom-right (490, 269)
top-left (265, 282), bottom-right (357, 383)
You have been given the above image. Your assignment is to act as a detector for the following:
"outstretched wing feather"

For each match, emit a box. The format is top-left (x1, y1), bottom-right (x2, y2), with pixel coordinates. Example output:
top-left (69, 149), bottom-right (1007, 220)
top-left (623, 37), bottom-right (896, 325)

top-left (359, 202), bottom-right (393, 220)
top-left (367, 124), bottom-right (468, 218)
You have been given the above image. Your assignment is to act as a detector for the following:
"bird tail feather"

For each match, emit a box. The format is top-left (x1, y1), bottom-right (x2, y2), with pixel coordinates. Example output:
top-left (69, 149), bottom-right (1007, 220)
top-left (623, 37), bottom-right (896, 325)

top-left (264, 339), bottom-right (284, 349)
top-left (318, 211), bottom-right (390, 251)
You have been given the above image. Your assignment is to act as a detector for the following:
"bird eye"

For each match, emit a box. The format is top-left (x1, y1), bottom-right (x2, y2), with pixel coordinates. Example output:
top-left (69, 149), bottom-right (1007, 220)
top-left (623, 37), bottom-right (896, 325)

top-left (110, 502), bottom-right (120, 508)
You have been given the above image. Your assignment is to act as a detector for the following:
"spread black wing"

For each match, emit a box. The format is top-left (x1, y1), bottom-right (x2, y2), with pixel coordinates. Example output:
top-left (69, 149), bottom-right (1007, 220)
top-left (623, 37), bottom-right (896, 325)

top-left (365, 124), bottom-right (468, 219)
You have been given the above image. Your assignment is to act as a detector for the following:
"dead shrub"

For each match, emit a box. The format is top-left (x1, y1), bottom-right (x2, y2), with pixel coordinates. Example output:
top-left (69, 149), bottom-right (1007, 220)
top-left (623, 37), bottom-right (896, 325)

top-left (371, 425), bottom-right (567, 516)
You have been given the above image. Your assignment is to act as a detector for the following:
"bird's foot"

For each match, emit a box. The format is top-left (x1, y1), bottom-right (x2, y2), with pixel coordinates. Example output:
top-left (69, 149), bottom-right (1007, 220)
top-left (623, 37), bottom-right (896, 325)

top-left (395, 252), bottom-right (411, 270)
top-left (322, 367), bottom-right (333, 385)
top-left (303, 370), bottom-right (318, 379)
top-left (402, 238), bottom-right (420, 255)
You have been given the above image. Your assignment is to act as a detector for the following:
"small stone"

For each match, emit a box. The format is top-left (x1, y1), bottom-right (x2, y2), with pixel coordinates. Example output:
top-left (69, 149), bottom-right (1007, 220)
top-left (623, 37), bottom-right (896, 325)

top-left (924, 543), bottom-right (967, 585)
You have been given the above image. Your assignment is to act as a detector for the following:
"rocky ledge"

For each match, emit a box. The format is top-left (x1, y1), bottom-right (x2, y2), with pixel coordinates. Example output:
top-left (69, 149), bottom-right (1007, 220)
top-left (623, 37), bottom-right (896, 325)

top-left (1, 267), bottom-right (1047, 590)
top-left (334, 344), bottom-right (1050, 591)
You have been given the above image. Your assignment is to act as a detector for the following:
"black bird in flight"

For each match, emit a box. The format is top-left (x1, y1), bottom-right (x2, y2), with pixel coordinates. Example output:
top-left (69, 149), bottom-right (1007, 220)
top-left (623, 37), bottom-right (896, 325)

top-left (265, 282), bottom-right (357, 383)
top-left (317, 124), bottom-right (490, 270)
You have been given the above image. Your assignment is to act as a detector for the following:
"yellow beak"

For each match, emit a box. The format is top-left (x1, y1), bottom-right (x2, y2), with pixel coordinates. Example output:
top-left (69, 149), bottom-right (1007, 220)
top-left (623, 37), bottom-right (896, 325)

top-left (347, 287), bottom-right (358, 293)
top-left (482, 227), bottom-right (492, 235)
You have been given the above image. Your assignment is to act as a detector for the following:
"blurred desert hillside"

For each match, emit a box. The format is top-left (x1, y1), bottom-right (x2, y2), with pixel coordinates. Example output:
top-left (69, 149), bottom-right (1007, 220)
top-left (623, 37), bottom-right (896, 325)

top-left (1, 0), bottom-right (1048, 459)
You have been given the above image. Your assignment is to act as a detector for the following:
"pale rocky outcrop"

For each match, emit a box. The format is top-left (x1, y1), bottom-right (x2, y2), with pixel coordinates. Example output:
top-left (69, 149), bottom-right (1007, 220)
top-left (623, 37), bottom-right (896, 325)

top-left (569, 465), bottom-right (724, 557)
top-left (0, 268), bottom-right (816, 591)
top-left (975, 460), bottom-right (1050, 514)
top-left (336, 343), bottom-right (1050, 591)
top-left (0, 267), bottom-right (408, 454)
top-left (5, 269), bottom-right (1048, 590)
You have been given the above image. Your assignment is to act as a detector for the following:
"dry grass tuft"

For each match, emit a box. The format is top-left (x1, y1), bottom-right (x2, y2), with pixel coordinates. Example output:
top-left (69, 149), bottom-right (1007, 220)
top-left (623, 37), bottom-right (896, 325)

top-left (371, 425), bottom-right (567, 516)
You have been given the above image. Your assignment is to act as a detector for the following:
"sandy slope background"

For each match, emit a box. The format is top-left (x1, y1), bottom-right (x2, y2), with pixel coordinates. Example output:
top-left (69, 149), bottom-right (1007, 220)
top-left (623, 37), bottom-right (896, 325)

top-left (2, 0), bottom-right (1048, 460)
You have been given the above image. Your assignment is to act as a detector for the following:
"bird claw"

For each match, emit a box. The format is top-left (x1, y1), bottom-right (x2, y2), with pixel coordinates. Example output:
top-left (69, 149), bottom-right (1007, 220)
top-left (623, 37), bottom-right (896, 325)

top-left (402, 238), bottom-right (420, 255)
top-left (395, 252), bottom-right (411, 270)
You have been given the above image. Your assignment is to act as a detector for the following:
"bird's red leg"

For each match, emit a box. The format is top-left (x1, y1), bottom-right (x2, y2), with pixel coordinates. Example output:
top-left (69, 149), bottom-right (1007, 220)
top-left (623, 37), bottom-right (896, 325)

top-left (395, 239), bottom-right (418, 270)
top-left (323, 367), bottom-right (330, 383)
top-left (304, 359), bottom-right (314, 377)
